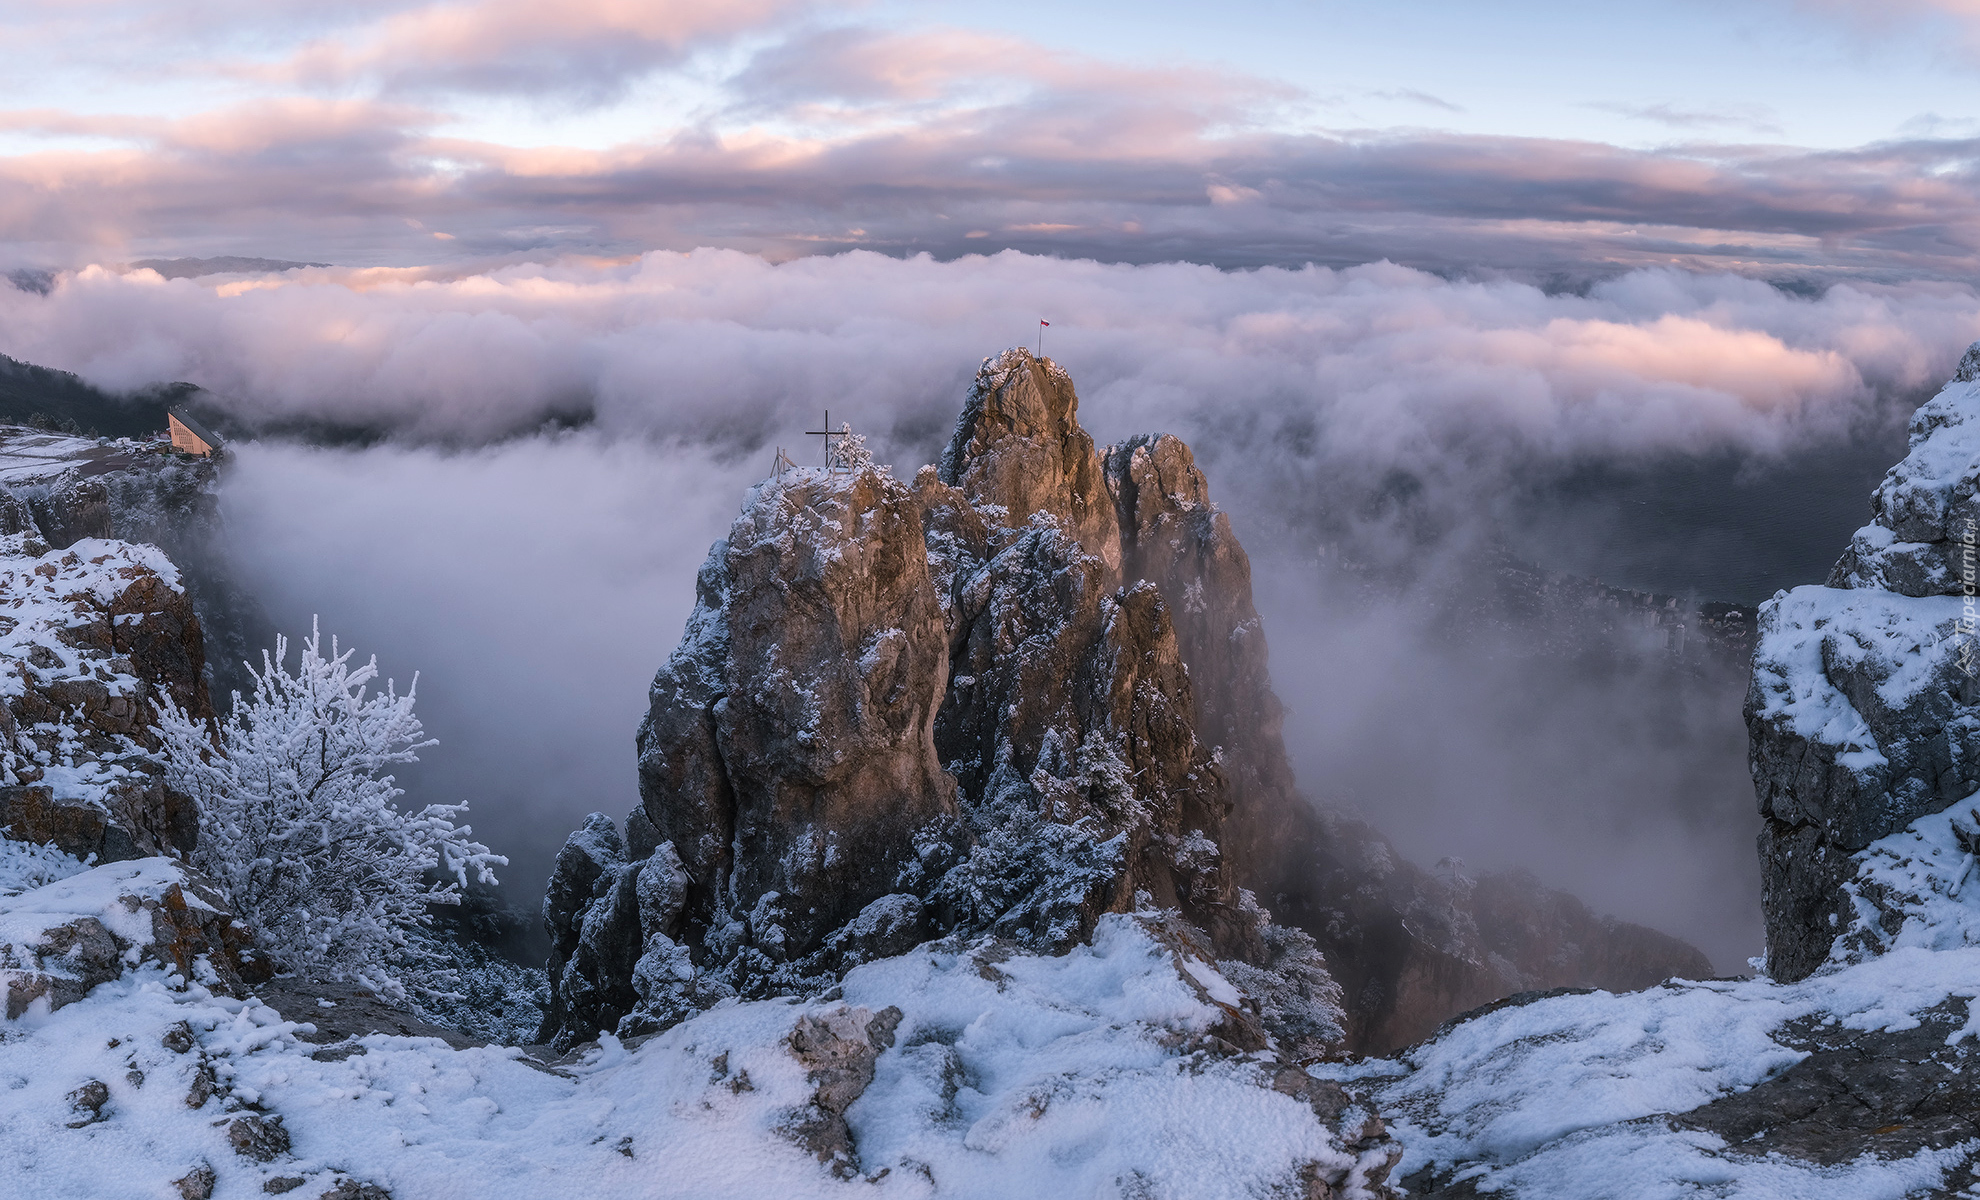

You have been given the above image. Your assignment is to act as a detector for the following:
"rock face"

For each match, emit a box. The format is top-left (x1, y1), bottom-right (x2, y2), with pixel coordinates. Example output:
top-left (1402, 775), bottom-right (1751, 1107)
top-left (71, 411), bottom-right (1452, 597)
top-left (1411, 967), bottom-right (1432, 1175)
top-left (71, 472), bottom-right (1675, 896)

top-left (0, 426), bottom-right (229, 872)
top-left (645, 466), bottom-right (957, 958)
top-left (544, 349), bottom-right (1712, 1052)
top-left (0, 535), bottom-right (214, 865)
top-left (1748, 345), bottom-right (1980, 980)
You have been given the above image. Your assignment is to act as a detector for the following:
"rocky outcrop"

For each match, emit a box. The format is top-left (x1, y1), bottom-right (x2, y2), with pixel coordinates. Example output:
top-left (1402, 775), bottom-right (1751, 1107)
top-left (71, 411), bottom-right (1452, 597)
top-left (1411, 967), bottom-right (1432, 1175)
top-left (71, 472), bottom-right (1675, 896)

top-left (0, 857), bottom-right (266, 1018)
top-left (1674, 997), bottom-right (1980, 1167)
top-left (545, 351), bottom-right (1282, 1045)
top-left (0, 424), bottom-right (235, 874)
top-left (0, 535), bottom-right (213, 865)
top-left (544, 349), bottom-right (1711, 1053)
top-left (1748, 345), bottom-right (1980, 980)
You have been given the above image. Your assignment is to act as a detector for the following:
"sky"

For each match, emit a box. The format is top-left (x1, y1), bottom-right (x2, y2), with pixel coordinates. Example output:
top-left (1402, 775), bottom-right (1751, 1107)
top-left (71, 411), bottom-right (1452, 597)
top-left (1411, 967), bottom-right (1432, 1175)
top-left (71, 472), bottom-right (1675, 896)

top-left (6, 0), bottom-right (1980, 968)
top-left (6, 0), bottom-right (1980, 278)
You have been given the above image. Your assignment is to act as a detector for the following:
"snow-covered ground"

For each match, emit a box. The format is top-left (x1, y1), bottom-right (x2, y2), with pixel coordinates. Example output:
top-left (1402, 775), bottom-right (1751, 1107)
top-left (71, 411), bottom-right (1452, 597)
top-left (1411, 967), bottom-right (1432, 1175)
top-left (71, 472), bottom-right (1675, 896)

top-left (11, 790), bottom-right (1980, 1199)
top-left (9, 833), bottom-right (1980, 1200)
top-left (1, 900), bottom-right (1386, 1199)
top-left (1316, 946), bottom-right (1980, 1198)
top-left (1308, 788), bottom-right (1980, 1199)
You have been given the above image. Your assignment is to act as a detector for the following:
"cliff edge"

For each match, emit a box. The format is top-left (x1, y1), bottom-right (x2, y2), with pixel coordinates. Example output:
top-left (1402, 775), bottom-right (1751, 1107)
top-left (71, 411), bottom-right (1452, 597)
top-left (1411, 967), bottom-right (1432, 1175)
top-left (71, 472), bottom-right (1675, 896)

top-left (1750, 341), bottom-right (1980, 980)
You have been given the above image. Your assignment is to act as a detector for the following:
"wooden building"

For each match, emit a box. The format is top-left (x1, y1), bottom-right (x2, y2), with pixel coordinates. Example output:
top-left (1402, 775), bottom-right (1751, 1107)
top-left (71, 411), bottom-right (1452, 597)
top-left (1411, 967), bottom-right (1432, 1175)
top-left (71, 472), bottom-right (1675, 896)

top-left (166, 409), bottom-right (221, 457)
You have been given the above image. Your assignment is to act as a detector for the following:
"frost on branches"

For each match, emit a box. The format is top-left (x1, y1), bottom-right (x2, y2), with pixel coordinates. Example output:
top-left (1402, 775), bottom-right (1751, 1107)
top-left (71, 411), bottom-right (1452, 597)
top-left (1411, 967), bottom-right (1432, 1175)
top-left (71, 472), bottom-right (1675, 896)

top-left (157, 620), bottom-right (504, 1001)
top-left (830, 422), bottom-right (877, 473)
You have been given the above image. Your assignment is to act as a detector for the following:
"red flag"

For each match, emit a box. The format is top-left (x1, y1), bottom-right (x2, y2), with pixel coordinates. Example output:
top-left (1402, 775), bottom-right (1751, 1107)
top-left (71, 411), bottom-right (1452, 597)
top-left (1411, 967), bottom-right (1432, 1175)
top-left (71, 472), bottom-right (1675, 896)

top-left (1039, 320), bottom-right (1049, 326)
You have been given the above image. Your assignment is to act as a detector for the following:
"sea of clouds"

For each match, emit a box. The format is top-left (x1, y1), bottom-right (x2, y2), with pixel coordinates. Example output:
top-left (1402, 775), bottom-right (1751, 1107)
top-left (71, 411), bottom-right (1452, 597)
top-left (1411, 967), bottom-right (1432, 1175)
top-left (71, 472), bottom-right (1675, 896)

top-left (4, 247), bottom-right (1977, 968)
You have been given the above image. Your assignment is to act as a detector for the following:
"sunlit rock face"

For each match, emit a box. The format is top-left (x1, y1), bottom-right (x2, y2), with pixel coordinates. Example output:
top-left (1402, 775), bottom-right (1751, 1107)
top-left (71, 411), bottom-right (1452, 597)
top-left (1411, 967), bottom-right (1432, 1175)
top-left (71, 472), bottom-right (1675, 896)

top-left (1749, 343), bottom-right (1980, 981)
top-left (923, 353), bottom-right (1258, 960)
top-left (543, 349), bottom-right (1710, 1053)
top-left (639, 464), bottom-right (960, 980)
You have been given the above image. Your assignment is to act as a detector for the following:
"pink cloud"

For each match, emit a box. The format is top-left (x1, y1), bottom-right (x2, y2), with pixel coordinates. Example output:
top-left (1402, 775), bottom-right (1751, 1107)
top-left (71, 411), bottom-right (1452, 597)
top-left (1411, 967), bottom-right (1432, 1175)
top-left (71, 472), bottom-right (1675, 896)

top-left (268, 0), bottom-right (817, 99)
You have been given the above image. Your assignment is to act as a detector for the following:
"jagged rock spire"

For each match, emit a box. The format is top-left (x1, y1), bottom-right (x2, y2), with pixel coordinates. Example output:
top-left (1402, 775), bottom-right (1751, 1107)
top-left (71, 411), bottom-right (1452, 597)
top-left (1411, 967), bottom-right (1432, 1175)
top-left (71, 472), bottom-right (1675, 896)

top-left (540, 348), bottom-right (1712, 1054)
top-left (939, 349), bottom-right (1121, 574)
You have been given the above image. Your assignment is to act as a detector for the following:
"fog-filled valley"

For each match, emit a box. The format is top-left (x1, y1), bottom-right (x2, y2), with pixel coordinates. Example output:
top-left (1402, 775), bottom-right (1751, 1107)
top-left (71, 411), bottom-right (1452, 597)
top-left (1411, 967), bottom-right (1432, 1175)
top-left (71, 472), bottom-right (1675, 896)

top-left (3, 251), bottom-right (1938, 974)
top-left (6, 246), bottom-right (1980, 1197)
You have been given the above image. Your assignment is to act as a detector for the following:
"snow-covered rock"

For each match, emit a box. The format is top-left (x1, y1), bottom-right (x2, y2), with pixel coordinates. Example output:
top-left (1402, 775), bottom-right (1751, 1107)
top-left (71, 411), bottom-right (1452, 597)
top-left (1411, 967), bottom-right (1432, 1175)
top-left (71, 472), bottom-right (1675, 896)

top-left (1749, 343), bottom-right (1980, 980)
top-left (0, 532), bottom-right (214, 867)
top-left (1326, 939), bottom-right (1980, 1197)
top-left (1327, 795), bottom-right (1980, 1191)
top-left (0, 856), bottom-right (262, 1018)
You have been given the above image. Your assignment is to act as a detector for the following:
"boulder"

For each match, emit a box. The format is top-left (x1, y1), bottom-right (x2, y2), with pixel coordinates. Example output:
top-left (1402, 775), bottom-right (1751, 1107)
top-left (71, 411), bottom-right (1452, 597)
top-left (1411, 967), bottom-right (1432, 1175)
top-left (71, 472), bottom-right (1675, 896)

top-left (781, 1004), bottom-right (903, 1177)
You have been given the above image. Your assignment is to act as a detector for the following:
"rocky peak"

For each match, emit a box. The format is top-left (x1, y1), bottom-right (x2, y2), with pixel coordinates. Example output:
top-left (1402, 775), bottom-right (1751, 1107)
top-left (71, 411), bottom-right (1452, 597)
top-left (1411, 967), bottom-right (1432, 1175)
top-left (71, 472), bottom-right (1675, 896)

top-left (542, 352), bottom-right (1287, 1046)
top-left (1101, 431), bottom-right (1308, 893)
top-left (542, 349), bottom-right (1712, 1054)
top-left (938, 349), bottom-right (1120, 573)
top-left (639, 467), bottom-right (958, 964)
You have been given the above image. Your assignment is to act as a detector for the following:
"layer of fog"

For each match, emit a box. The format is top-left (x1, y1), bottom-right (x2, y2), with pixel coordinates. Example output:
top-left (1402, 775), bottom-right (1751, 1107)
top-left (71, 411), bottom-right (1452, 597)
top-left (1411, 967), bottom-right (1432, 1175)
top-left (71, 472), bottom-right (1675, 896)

top-left (8, 250), bottom-right (1977, 970)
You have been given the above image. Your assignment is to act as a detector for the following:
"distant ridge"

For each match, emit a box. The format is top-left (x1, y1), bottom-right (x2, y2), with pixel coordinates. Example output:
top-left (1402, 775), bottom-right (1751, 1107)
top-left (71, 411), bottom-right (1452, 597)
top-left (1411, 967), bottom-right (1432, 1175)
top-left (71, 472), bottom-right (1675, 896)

top-left (130, 255), bottom-right (329, 279)
top-left (6, 269), bottom-right (53, 295)
top-left (0, 354), bottom-right (199, 440)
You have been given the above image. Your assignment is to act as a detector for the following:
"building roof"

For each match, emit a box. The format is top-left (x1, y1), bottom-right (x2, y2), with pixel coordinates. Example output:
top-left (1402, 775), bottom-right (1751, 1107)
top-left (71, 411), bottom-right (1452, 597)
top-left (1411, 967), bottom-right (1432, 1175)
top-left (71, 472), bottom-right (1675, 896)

top-left (167, 408), bottom-right (222, 450)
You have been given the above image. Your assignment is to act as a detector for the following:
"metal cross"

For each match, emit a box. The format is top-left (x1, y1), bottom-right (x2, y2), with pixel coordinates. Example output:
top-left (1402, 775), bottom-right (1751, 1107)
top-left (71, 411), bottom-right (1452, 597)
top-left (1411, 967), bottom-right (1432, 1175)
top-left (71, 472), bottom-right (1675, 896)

top-left (804, 409), bottom-right (839, 471)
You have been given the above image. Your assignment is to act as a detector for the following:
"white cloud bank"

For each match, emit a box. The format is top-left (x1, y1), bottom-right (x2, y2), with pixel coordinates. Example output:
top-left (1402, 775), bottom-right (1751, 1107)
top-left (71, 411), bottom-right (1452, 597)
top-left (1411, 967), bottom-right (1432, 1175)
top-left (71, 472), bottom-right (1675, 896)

top-left (5, 248), bottom-right (1978, 965)
top-left (4, 250), bottom-right (1976, 460)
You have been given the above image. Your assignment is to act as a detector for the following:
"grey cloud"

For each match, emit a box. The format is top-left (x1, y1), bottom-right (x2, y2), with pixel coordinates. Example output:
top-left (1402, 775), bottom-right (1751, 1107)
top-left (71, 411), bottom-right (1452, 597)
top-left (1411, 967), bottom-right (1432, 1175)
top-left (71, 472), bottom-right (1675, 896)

top-left (1368, 88), bottom-right (1465, 113)
top-left (1583, 100), bottom-right (1783, 134)
top-left (12, 101), bottom-right (1980, 282)
top-left (14, 13), bottom-right (1980, 281)
top-left (5, 5), bottom-right (1980, 283)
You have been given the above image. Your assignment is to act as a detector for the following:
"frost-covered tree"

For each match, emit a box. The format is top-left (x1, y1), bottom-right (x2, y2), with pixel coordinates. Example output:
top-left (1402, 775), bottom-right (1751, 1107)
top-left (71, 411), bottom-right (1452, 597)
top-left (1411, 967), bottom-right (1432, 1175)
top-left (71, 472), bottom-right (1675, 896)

top-left (157, 620), bottom-right (504, 1000)
top-left (831, 422), bottom-right (877, 473)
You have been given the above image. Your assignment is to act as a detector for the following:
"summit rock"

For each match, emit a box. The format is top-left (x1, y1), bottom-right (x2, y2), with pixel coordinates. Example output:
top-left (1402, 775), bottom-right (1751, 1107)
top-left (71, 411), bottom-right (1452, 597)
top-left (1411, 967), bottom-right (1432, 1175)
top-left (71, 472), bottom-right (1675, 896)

top-left (542, 349), bottom-right (1711, 1053)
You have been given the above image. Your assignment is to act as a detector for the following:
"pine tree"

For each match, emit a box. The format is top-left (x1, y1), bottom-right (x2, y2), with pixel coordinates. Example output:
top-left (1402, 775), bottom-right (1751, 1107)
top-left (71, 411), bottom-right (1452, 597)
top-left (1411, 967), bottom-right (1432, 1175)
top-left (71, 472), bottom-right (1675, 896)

top-left (157, 620), bottom-right (504, 1000)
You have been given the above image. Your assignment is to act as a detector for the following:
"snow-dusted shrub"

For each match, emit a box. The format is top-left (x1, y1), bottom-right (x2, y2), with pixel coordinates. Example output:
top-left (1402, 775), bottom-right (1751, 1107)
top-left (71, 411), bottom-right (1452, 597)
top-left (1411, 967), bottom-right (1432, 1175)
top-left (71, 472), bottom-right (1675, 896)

top-left (158, 620), bottom-right (504, 1000)
top-left (0, 835), bottom-right (91, 897)
top-left (410, 932), bottom-right (548, 1045)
